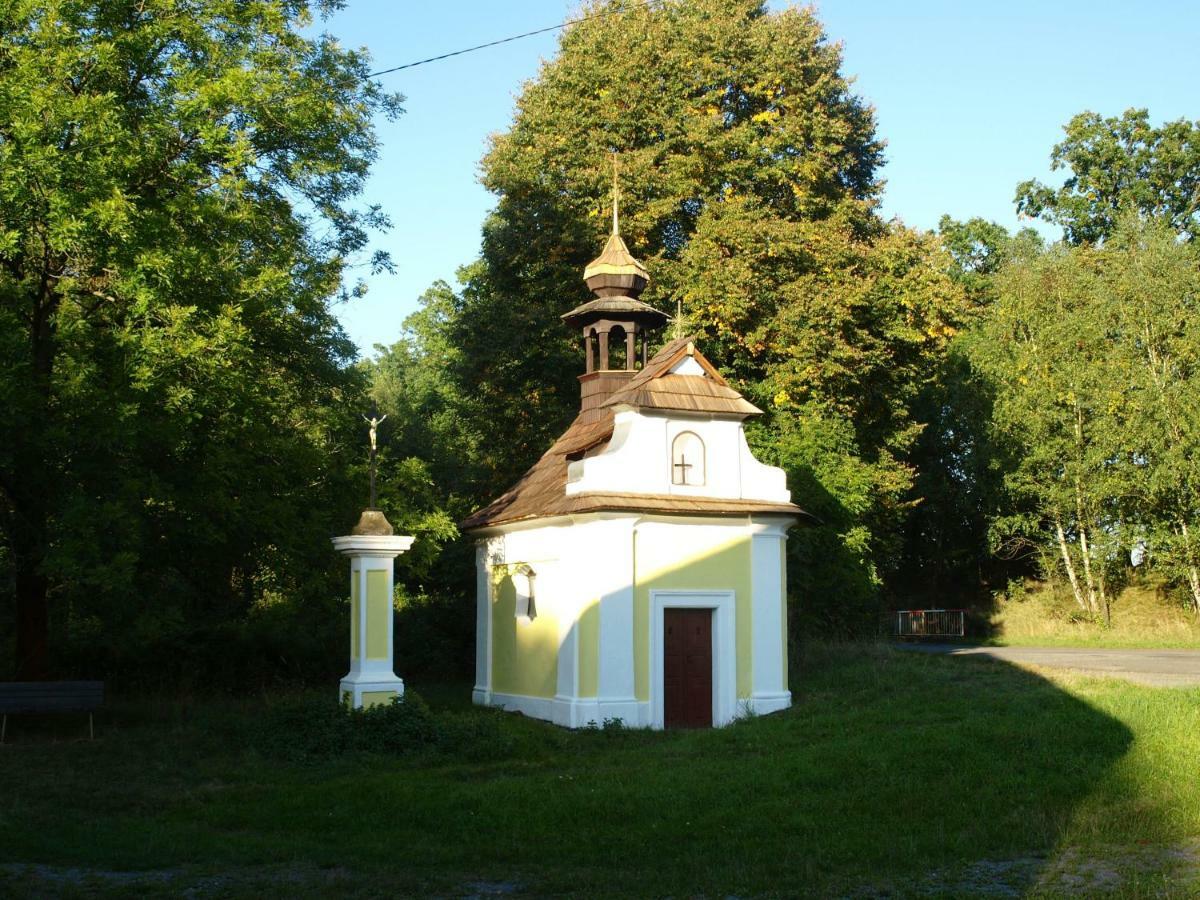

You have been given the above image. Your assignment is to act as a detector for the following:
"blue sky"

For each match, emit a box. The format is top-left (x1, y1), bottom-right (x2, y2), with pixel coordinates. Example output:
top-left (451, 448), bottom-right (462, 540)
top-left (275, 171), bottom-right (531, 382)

top-left (319, 0), bottom-right (1200, 354)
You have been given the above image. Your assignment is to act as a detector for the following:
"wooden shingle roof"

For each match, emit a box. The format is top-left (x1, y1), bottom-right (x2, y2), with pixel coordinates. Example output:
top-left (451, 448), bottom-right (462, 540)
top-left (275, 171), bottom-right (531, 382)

top-left (460, 336), bottom-right (806, 531)
top-left (602, 337), bottom-right (763, 416)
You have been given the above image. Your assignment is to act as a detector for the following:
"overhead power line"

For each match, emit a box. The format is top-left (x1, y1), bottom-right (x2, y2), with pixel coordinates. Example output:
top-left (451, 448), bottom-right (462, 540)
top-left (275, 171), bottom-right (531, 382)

top-left (366, 1), bottom-right (658, 78)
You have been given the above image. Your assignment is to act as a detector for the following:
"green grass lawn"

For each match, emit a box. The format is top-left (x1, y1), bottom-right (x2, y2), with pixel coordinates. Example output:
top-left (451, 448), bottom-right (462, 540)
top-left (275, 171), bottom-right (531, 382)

top-left (2, 644), bottom-right (1199, 897)
top-left (986, 633), bottom-right (1200, 650)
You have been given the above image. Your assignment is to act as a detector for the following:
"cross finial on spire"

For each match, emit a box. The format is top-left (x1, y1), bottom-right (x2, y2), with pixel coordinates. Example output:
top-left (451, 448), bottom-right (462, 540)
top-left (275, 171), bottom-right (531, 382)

top-left (675, 297), bottom-right (683, 339)
top-left (611, 151), bottom-right (620, 235)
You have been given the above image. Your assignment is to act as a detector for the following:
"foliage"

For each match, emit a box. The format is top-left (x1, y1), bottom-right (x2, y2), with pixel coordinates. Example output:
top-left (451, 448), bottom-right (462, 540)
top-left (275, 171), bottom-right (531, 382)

top-left (936, 214), bottom-right (1045, 305)
top-left (968, 215), bottom-right (1200, 618)
top-left (0, 0), bottom-right (401, 678)
top-left (1015, 108), bottom-right (1200, 243)
top-left (248, 690), bottom-right (513, 762)
top-left (397, 0), bottom-right (968, 632)
top-left (887, 219), bottom-right (1047, 609)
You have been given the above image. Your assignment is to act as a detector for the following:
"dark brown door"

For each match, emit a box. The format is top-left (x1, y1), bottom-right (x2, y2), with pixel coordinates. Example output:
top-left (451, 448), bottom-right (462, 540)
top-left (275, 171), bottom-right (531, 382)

top-left (664, 608), bottom-right (713, 729)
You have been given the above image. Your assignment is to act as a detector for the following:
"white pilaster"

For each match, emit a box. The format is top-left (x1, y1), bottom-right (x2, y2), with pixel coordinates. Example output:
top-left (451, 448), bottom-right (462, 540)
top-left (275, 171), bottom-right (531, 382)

top-left (473, 539), bottom-right (495, 706)
top-left (595, 518), bottom-right (639, 722)
top-left (749, 519), bottom-right (791, 714)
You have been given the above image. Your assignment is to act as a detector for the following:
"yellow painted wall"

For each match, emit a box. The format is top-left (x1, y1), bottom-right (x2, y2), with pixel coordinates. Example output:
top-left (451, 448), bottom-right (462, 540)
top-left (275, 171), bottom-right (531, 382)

top-left (577, 599), bottom-right (599, 698)
top-left (366, 570), bottom-right (390, 660)
top-left (362, 690), bottom-right (398, 708)
top-left (491, 574), bottom-right (559, 699)
top-left (633, 530), bottom-right (753, 701)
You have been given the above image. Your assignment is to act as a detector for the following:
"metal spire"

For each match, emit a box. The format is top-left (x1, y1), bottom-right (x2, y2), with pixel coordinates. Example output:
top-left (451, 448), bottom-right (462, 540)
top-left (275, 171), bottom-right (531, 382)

top-left (611, 151), bottom-right (620, 235)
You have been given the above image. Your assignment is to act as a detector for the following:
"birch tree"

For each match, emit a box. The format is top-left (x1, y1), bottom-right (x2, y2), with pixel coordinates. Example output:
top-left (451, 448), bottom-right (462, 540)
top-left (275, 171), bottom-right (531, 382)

top-left (1105, 219), bottom-right (1200, 612)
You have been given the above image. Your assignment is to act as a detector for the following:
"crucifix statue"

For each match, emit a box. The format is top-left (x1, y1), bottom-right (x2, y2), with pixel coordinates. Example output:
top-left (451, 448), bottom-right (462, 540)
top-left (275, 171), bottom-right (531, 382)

top-left (363, 411), bottom-right (387, 507)
top-left (364, 413), bottom-right (387, 452)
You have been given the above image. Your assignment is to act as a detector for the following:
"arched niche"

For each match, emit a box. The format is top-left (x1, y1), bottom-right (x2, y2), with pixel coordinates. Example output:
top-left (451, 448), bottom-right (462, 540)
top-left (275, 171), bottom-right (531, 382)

top-left (671, 431), bottom-right (705, 486)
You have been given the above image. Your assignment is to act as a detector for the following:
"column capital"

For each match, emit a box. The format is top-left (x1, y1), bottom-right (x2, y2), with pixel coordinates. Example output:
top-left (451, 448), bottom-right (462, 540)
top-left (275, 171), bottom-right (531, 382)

top-left (331, 534), bottom-right (414, 558)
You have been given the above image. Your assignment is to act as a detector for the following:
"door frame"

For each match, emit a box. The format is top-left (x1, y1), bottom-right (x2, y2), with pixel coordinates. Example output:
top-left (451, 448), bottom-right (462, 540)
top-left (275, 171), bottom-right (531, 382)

top-left (650, 590), bottom-right (736, 729)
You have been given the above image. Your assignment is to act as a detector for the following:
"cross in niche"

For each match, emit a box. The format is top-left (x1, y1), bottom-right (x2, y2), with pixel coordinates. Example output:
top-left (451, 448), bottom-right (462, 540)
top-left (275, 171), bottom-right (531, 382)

top-left (673, 454), bottom-right (692, 485)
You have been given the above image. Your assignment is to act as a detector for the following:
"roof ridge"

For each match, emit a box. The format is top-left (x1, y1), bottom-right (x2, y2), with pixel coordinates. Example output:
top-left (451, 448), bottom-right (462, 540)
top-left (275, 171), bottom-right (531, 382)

top-left (599, 335), bottom-right (759, 415)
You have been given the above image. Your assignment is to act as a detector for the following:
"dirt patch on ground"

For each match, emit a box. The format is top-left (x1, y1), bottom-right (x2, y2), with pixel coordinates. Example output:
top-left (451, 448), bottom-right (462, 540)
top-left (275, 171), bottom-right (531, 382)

top-left (846, 840), bottom-right (1200, 898)
top-left (4, 844), bottom-right (1198, 897)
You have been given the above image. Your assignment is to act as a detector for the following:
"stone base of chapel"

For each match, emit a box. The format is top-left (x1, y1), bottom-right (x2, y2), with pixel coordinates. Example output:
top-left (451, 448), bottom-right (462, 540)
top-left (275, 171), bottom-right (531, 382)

top-left (473, 688), bottom-right (792, 730)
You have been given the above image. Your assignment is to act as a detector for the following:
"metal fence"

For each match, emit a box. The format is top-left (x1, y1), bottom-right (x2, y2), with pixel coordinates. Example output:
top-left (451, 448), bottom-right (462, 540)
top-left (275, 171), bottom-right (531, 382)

top-left (886, 608), bottom-right (966, 638)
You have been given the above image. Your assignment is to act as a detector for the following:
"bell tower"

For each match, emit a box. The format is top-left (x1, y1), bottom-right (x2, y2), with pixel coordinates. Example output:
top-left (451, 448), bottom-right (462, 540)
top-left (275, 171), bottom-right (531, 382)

top-left (561, 156), bottom-right (669, 411)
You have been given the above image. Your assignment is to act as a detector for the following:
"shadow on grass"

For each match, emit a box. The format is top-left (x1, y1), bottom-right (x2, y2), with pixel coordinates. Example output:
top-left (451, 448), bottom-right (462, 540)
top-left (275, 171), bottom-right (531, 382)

top-left (0, 644), bottom-right (1180, 897)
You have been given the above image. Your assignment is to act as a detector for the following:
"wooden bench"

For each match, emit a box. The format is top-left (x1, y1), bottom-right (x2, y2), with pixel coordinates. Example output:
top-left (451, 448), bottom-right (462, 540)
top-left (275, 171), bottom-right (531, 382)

top-left (0, 681), bottom-right (104, 744)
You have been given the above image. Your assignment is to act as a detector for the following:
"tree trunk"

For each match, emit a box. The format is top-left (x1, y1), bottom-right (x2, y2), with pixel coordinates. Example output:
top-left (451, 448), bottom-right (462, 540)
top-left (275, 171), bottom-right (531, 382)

top-left (1097, 558), bottom-right (1111, 627)
top-left (1181, 521), bottom-right (1200, 615)
top-left (1071, 409), bottom-right (1097, 614)
top-left (1055, 518), bottom-right (1087, 611)
top-left (9, 274), bottom-right (60, 679)
top-left (10, 455), bottom-right (51, 679)
top-left (14, 539), bottom-right (50, 680)
top-left (1077, 522), bottom-right (1098, 615)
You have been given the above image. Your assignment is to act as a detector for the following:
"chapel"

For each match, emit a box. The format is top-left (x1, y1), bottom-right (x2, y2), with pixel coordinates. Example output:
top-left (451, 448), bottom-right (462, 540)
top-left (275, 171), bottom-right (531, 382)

top-left (461, 210), bottom-right (807, 729)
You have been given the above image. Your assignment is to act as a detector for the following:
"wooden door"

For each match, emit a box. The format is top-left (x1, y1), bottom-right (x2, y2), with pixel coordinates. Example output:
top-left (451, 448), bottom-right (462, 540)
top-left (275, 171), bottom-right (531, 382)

top-left (664, 608), bottom-right (713, 729)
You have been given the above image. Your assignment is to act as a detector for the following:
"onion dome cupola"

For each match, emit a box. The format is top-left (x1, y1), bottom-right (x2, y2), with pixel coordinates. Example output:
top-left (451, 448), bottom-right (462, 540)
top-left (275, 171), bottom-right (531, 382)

top-left (561, 158), bottom-right (670, 377)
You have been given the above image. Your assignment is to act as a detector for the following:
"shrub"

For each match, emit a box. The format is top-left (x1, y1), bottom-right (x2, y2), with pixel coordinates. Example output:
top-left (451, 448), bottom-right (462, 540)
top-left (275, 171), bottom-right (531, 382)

top-left (249, 691), bottom-right (513, 763)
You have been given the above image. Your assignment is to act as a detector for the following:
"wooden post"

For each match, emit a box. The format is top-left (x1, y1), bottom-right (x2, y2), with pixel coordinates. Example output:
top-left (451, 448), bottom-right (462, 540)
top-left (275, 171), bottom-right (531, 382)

top-left (598, 331), bottom-right (610, 371)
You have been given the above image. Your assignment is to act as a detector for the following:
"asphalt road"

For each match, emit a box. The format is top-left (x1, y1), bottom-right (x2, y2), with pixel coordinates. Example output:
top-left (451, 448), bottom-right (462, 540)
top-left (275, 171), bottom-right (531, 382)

top-left (900, 643), bottom-right (1200, 687)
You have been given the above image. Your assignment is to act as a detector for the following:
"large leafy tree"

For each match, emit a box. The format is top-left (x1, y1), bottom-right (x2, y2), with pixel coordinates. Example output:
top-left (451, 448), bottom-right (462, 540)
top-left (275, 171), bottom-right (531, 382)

top-left (0, 0), bottom-right (400, 678)
top-left (408, 0), bottom-right (966, 630)
top-left (887, 218), bottom-right (1045, 610)
top-left (1016, 109), bottom-right (1200, 244)
top-left (456, 0), bottom-right (884, 485)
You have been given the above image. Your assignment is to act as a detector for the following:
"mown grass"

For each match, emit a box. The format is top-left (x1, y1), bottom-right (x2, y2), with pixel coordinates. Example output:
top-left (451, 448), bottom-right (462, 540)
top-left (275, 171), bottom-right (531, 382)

top-left (989, 579), bottom-right (1200, 649)
top-left (1, 644), bottom-right (1198, 897)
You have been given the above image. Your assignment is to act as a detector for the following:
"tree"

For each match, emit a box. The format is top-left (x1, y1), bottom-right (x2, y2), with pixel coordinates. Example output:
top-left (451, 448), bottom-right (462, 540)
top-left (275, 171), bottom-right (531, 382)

top-left (886, 218), bottom-right (1047, 611)
top-left (969, 244), bottom-right (1125, 619)
top-left (936, 215), bottom-right (1045, 305)
top-left (1015, 109), bottom-right (1200, 244)
top-left (968, 215), bottom-right (1200, 620)
top-left (0, 0), bottom-right (400, 678)
top-left (414, 0), bottom-right (967, 631)
top-left (1103, 218), bottom-right (1200, 612)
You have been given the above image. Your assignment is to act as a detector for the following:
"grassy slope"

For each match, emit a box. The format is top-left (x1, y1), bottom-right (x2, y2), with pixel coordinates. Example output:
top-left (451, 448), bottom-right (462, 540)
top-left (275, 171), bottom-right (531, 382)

top-left (989, 580), bottom-right (1200, 649)
top-left (2, 645), bottom-right (1198, 897)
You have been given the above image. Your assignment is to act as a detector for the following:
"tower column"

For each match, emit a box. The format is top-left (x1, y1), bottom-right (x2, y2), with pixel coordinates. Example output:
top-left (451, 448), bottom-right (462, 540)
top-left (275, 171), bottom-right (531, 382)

top-left (625, 329), bottom-right (636, 370)
top-left (598, 330), bottom-right (610, 371)
top-left (332, 529), bottom-right (414, 708)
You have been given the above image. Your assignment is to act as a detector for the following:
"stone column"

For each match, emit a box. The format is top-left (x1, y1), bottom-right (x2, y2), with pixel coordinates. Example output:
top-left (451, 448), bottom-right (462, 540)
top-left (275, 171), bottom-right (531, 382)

top-left (332, 509), bottom-right (414, 708)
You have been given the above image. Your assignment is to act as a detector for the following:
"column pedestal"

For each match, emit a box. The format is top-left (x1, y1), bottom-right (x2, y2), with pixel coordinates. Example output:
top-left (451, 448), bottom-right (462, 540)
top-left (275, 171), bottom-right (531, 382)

top-left (332, 530), bottom-right (414, 709)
